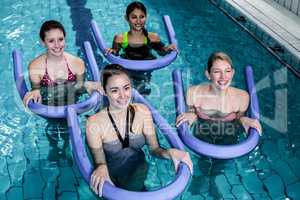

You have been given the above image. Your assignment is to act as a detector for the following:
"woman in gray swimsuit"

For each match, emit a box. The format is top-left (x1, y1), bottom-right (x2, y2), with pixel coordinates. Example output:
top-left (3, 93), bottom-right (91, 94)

top-left (86, 64), bottom-right (193, 196)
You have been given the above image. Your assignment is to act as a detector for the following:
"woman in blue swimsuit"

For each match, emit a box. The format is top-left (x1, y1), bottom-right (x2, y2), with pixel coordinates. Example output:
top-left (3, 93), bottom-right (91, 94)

top-left (86, 64), bottom-right (193, 195)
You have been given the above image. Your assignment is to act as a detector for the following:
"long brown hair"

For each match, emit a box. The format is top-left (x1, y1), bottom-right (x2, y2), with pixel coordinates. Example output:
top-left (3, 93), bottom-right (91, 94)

top-left (102, 64), bottom-right (135, 132)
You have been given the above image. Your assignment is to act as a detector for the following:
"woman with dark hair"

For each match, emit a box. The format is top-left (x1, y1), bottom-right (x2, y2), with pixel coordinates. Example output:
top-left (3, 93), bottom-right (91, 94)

top-left (105, 1), bottom-right (177, 95)
top-left (23, 20), bottom-right (101, 106)
top-left (86, 64), bottom-right (192, 195)
top-left (22, 20), bottom-right (102, 163)
top-left (105, 1), bottom-right (176, 60)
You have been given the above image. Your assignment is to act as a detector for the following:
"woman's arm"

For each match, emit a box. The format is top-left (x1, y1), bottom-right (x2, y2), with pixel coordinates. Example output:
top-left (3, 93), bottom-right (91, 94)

top-left (148, 32), bottom-right (177, 56)
top-left (86, 115), bottom-right (113, 196)
top-left (105, 34), bottom-right (123, 55)
top-left (139, 104), bottom-right (193, 173)
top-left (238, 90), bottom-right (262, 135)
top-left (73, 57), bottom-right (85, 90)
top-left (23, 62), bottom-right (42, 106)
top-left (71, 56), bottom-right (103, 95)
top-left (176, 86), bottom-right (198, 127)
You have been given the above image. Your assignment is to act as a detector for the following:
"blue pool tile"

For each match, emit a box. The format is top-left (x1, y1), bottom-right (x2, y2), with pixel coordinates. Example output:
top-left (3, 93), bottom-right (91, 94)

top-left (232, 185), bottom-right (252, 200)
top-left (286, 157), bottom-right (300, 178)
top-left (23, 168), bottom-right (44, 199)
top-left (58, 191), bottom-right (78, 200)
top-left (215, 174), bottom-right (235, 199)
top-left (43, 182), bottom-right (56, 200)
top-left (0, 157), bottom-right (8, 176)
top-left (7, 161), bottom-right (26, 186)
top-left (271, 160), bottom-right (298, 185)
top-left (263, 174), bottom-right (286, 199)
top-left (287, 181), bottom-right (300, 199)
top-left (6, 187), bottom-right (23, 200)
top-left (240, 171), bottom-right (264, 195)
top-left (0, 175), bottom-right (10, 196)
top-left (57, 166), bottom-right (77, 193)
top-left (76, 179), bottom-right (97, 200)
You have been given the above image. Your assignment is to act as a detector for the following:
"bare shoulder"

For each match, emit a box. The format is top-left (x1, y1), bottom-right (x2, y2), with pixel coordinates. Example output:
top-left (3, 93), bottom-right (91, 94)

top-left (133, 103), bottom-right (151, 115)
top-left (230, 87), bottom-right (249, 111)
top-left (232, 87), bottom-right (249, 101)
top-left (186, 84), bottom-right (208, 106)
top-left (64, 52), bottom-right (85, 74)
top-left (29, 54), bottom-right (45, 70)
top-left (187, 84), bottom-right (207, 96)
top-left (148, 32), bottom-right (160, 42)
top-left (86, 109), bottom-right (109, 136)
top-left (88, 109), bottom-right (108, 122)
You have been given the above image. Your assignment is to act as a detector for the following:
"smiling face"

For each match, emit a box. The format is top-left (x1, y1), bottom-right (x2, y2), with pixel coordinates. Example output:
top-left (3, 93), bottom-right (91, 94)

top-left (206, 59), bottom-right (235, 90)
top-left (42, 28), bottom-right (65, 57)
top-left (126, 8), bottom-right (146, 31)
top-left (105, 74), bottom-right (132, 110)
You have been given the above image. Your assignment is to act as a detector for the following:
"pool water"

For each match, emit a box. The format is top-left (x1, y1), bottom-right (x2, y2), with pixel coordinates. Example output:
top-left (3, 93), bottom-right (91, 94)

top-left (1, 0), bottom-right (300, 199)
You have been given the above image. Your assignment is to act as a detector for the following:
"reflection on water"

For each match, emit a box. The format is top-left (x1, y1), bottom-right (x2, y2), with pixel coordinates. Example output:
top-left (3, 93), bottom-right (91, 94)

top-left (40, 81), bottom-right (83, 106)
top-left (192, 119), bottom-right (243, 145)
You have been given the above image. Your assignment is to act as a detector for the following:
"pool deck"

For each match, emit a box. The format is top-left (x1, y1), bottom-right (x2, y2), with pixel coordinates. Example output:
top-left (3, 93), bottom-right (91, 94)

top-left (225, 0), bottom-right (300, 66)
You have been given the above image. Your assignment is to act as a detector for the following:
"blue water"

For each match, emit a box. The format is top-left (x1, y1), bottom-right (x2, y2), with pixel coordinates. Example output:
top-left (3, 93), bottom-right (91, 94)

top-left (1, 0), bottom-right (300, 199)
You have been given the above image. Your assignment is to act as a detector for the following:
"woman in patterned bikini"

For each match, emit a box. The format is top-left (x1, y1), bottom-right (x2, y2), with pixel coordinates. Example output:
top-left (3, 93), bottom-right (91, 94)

top-left (22, 20), bottom-right (102, 163)
top-left (176, 52), bottom-right (262, 142)
top-left (23, 20), bottom-right (101, 106)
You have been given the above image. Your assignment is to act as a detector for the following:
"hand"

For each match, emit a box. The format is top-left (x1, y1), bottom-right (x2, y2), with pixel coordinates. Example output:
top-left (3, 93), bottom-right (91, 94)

top-left (168, 148), bottom-right (193, 174)
top-left (23, 89), bottom-right (42, 106)
top-left (90, 164), bottom-right (114, 196)
top-left (164, 44), bottom-right (177, 52)
top-left (176, 112), bottom-right (197, 127)
top-left (105, 48), bottom-right (117, 55)
top-left (84, 81), bottom-right (104, 95)
top-left (240, 116), bottom-right (262, 135)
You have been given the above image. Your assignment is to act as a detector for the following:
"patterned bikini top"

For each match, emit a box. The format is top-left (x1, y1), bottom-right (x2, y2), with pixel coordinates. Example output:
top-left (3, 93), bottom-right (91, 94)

top-left (194, 106), bottom-right (238, 122)
top-left (40, 56), bottom-right (76, 87)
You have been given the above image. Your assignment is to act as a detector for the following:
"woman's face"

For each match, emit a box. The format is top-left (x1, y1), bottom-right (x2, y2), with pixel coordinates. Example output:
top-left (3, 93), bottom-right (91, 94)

top-left (105, 74), bottom-right (132, 110)
top-left (127, 8), bottom-right (146, 31)
top-left (42, 28), bottom-right (65, 57)
top-left (206, 59), bottom-right (234, 90)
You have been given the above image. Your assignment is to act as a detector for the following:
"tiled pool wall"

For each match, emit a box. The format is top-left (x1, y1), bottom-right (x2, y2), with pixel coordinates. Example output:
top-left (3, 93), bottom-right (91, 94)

top-left (273, 0), bottom-right (300, 16)
top-left (210, 0), bottom-right (300, 76)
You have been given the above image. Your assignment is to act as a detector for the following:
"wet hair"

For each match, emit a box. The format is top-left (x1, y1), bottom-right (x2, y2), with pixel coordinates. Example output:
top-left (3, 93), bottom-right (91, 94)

top-left (125, 1), bottom-right (149, 40)
top-left (126, 1), bottom-right (147, 19)
top-left (101, 64), bottom-right (130, 92)
top-left (207, 51), bottom-right (233, 73)
top-left (39, 20), bottom-right (66, 41)
top-left (102, 64), bottom-right (135, 132)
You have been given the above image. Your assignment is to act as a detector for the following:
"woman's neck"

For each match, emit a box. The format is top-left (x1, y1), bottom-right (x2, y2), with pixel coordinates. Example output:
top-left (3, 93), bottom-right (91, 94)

top-left (46, 52), bottom-right (64, 62)
top-left (108, 105), bottom-right (128, 114)
top-left (129, 29), bottom-right (144, 37)
top-left (209, 84), bottom-right (228, 97)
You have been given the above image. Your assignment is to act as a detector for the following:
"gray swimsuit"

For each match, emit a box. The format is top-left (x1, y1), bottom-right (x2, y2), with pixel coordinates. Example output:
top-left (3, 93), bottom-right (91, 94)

top-left (103, 133), bottom-right (146, 178)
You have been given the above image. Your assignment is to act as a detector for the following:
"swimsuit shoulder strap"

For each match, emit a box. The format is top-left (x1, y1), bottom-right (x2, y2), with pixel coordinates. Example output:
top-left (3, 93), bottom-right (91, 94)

top-left (107, 107), bottom-right (129, 148)
top-left (44, 56), bottom-right (49, 74)
top-left (121, 32), bottom-right (129, 49)
top-left (144, 34), bottom-right (148, 45)
top-left (63, 55), bottom-right (76, 81)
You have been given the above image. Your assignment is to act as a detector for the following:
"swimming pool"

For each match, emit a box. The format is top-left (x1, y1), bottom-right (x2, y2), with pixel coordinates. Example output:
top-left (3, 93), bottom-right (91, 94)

top-left (1, 0), bottom-right (300, 199)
